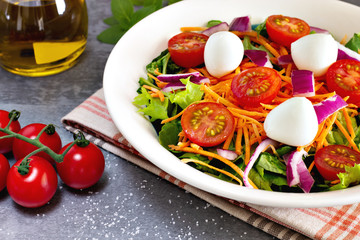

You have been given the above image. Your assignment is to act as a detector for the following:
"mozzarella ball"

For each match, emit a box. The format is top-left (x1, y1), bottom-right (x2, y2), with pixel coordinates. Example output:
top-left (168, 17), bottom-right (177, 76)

top-left (264, 97), bottom-right (318, 146)
top-left (204, 31), bottom-right (244, 78)
top-left (291, 33), bottom-right (338, 77)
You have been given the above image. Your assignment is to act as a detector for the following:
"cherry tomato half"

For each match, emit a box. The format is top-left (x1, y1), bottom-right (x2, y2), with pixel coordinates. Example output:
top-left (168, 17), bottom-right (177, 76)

top-left (314, 145), bottom-right (360, 181)
top-left (231, 67), bottom-right (281, 108)
top-left (326, 59), bottom-right (360, 105)
top-left (56, 141), bottom-right (105, 189)
top-left (7, 156), bottom-right (58, 208)
top-left (181, 102), bottom-right (234, 147)
top-left (0, 154), bottom-right (10, 192)
top-left (0, 110), bottom-right (21, 154)
top-left (265, 15), bottom-right (310, 47)
top-left (168, 32), bottom-right (209, 68)
top-left (12, 123), bottom-right (62, 164)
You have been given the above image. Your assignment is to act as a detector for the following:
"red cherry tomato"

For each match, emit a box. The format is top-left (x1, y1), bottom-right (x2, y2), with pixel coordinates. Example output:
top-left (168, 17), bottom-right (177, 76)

top-left (181, 102), bottom-right (235, 147)
top-left (0, 110), bottom-right (21, 154)
top-left (231, 67), bottom-right (281, 108)
top-left (168, 32), bottom-right (209, 68)
top-left (0, 154), bottom-right (10, 192)
top-left (314, 145), bottom-right (360, 181)
top-left (56, 141), bottom-right (105, 189)
top-left (265, 15), bottom-right (310, 47)
top-left (326, 59), bottom-right (360, 105)
top-left (12, 123), bottom-right (62, 164)
top-left (7, 156), bottom-right (58, 208)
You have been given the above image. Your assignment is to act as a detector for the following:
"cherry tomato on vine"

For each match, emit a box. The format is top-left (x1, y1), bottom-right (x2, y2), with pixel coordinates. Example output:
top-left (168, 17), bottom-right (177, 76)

top-left (7, 156), bottom-right (58, 208)
top-left (0, 154), bottom-right (10, 192)
top-left (168, 32), bottom-right (209, 68)
top-left (0, 110), bottom-right (21, 154)
top-left (12, 123), bottom-right (62, 164)
top-left (326, 59), bottom-right (360, 105)
top-left (314, 145), bottom-right (360, 181)
top-left (265, 15), bottom-right (310, 47)
top-left (231, 67), bottom-right (281, 108)
top-left (56, 138), bottom-right (105, 189)
top-left (181, 102), bottom-right (235, 147)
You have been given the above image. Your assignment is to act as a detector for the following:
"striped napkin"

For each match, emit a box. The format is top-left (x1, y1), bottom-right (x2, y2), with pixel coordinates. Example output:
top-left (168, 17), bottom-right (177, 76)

top-left (62, 88), bottom-right (360, 240)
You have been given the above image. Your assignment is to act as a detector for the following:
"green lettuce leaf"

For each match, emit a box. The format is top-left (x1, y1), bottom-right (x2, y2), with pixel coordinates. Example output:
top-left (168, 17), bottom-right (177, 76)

top-left (329, 164), bottom-right (360, 190)
top-left (345, 33), bottom-right (360, 53)
top-left (165, 77), bottom-right (204, 109)
top-left (159, 120), bottom-right (182, 150)
top-left (133, 87), bottom-right (169, 121)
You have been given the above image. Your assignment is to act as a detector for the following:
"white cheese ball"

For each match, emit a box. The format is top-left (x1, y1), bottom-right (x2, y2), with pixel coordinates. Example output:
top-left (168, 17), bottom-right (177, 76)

top-left (264, 97), bottom-right (318, 146)
top-left (291, 33), bottom-right (338, 77)
top-left (204, 31), bottom-right (244, 78)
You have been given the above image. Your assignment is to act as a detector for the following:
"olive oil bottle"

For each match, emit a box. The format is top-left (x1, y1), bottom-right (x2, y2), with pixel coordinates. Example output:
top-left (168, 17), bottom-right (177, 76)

top-left (0, 0), bottom-right (88, 77)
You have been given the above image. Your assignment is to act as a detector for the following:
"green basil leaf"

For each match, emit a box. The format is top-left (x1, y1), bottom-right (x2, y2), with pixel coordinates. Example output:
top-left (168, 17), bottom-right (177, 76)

top-left (111, 0), bottom-right (133, 25)
top-left (97, 25), bottom-right (126, 44)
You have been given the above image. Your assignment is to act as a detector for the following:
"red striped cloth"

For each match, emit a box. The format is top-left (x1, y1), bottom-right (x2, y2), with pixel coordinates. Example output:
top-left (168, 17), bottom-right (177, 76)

top-left (62, 88), bottom-right (360, 240)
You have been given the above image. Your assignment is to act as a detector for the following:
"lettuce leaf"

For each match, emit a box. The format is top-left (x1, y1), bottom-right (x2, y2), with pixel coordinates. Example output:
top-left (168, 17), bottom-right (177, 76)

top-left (133, 87), bottom-right (169, 121)
top-left (159, 120), bottom-right (182, 150)
top-left (345, 33), bottom-right (360, 53)
top-left (165, 77), bottom-right (204, 109)
top-left (329, 164), bottom-right (360, 190)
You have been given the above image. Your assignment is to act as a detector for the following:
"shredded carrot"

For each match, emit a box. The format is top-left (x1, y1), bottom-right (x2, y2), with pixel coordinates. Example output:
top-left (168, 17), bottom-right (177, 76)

top-left (181, 158), bottom-right (243, 185)
top-left (201, 84), bottom-right (238, 108)
top-left (315, 113), bottom-right (338, 151)
top-left (143, 84), bottom-right (165, 102)
top-left (308, 160), bottom-right (316, 173)
top-left (180, 26), bottom-right (207, 32)
top-left (334, 119), bottom-right (359, 151)
top-left (169, 145), bottom-right (258, 189)
top-left (223, 119), bottom-right (237, 150)
top-left (243, 125), bottom-right (251, 164)
top-left (342, 108), bottom-right (356, 139)
top-left (340, 34), bottom-right (348, 45)
top-left (235, 120), bottom-right (244, 155)
top-left (331, 179), bottom-right (341, 185)
top-left (161, 108), bottom-right (186, 124)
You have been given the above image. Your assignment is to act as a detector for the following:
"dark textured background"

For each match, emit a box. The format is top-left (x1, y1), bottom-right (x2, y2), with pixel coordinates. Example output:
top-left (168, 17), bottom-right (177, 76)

top-left (0, 0), bottom-right (358, 239)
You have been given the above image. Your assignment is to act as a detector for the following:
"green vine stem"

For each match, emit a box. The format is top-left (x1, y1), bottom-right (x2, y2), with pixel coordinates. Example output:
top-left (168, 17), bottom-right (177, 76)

top-left (0, 110), bottom-right (80, 174)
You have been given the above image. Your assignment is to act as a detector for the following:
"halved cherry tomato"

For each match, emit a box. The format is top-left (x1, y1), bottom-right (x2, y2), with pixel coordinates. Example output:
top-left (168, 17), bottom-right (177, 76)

top-left (168, 32), bottom-right (209, 68)
top-left (314, 145), bottom-right (360, 181)
top-left (265, 15), bottom-right (310, 47)
top-left (231, 67), bottom-right (281, 108)
top-left (181, 102), bottom-right (234, 147)
top-left (326, 59), bottom-right (360, 105)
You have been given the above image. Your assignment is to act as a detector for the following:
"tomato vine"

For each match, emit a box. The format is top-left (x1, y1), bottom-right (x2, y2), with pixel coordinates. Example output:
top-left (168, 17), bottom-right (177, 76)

top-left (0, 110), bottom-right (79, 174)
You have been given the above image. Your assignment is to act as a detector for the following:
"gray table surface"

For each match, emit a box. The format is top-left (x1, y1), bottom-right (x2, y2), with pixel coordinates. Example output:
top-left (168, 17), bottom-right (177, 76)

top-left (0, 0), bottom-right (359, 239)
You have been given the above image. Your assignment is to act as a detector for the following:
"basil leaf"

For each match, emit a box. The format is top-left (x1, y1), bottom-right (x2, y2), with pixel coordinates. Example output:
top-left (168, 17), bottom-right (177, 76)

top-left (111, 0), bottom-right (133, 26)
top-left (97, 24), bottom-right (126, 44)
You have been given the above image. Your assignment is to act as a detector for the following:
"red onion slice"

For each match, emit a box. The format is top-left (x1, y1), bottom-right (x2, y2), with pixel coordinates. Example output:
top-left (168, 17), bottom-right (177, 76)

top-left (229, 16), bottom-right (251, 32)
top-left (283, 149), bottom-right (314, 193)
top-left (243, 138), bottom-right (279, 188)
top-left (291, 70), bottom-right (315, 97)
top-left (277, 54), bottom-right (293, 65)
top-left (157, 72), bottom-right (201, 82)
top-left (244, 50), bottom-right (273, 68)
top-left (216, 149), bottom-right (238, 161)
top-left (313, 94), bottom-right (348, 124)
top-left (310, 26), bottom-right (329, 34)
top-left (201, 22), bottom-right (230, 36)
top-left (336, 42), bottom-right (360, 62)
top-left (161, 76), bottom-right (210, 93)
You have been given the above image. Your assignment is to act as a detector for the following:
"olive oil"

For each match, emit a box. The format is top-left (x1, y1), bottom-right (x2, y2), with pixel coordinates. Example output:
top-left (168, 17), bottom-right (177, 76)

top-left (0, 0), bottom-right (88, 77)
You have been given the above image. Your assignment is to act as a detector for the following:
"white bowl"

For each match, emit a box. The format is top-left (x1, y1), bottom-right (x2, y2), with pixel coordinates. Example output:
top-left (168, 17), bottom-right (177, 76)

top-left (103, 0), bottom-right (360, 208)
